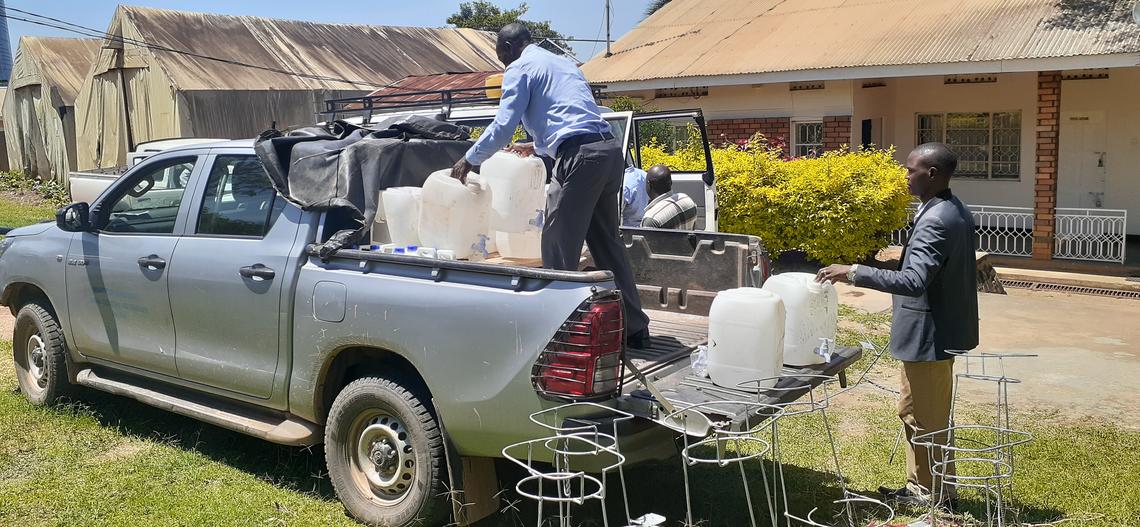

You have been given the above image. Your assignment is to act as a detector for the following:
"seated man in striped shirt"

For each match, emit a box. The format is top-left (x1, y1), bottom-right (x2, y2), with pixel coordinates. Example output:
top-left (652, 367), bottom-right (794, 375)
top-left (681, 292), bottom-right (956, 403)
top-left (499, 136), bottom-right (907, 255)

top-left (640, 164), bottom-right (699, 230)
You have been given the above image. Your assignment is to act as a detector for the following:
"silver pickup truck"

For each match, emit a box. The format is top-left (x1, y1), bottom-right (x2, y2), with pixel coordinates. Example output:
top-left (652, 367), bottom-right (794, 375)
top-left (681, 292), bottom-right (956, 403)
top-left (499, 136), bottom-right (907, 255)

top-left (1, 108), bottom-right (859, 526)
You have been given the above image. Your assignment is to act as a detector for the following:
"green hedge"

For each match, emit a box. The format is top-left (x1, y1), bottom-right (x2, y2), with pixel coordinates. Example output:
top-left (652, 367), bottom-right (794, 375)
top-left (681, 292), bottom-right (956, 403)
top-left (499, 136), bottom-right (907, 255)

top-left (641, 134), bottom-right (911, 264)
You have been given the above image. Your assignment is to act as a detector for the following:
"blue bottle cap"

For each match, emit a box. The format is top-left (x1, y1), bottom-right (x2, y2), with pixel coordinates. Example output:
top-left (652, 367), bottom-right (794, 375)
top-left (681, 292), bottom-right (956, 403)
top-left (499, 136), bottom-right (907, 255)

top-left (394, 247), bottom-right (406, 254)
top-left (406, 245), bottom-right (419, 252)
top-left (371, 244), bottom-right (380, 250)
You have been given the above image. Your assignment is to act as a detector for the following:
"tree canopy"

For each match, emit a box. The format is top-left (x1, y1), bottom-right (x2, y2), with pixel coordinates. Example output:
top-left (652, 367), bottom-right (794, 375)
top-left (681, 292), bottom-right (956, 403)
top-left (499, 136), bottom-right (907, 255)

top-left (447, 1), bottom-right (568, 52)
top-left (645, 0), bottom-right (673, 18)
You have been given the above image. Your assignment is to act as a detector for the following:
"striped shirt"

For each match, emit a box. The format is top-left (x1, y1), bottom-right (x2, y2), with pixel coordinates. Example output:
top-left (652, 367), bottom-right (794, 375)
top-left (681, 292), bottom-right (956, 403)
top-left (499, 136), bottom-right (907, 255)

top-left (641, 192), bottom-right (698, 230)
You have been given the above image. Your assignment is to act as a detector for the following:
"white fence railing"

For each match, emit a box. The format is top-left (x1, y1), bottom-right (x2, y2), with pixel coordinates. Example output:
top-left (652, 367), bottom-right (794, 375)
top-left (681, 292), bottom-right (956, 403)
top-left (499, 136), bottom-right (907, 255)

top-left (972, 205), bottom-right (1036, 257)
top-left (889, 204), bottom-right (1035, 258)
top-left (1053, 208), bottom-right (1128, 264)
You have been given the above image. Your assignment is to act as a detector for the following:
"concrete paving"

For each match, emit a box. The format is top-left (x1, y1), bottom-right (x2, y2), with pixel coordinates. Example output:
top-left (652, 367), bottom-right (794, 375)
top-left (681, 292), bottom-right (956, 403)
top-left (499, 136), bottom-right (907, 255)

top-left (838, 283), bottom-right (1140, 428)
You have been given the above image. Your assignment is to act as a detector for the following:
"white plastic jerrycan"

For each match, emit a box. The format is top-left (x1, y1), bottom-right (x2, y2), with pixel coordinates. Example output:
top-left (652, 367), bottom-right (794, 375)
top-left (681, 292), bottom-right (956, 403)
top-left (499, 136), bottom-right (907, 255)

top-left (418, 170), bottom-right (492, 260)
top-left (762, 272), bottom-right (839, 366)
top-left (495, 230), bottom-right (542, 259)
top-left (480, 151), bottom-right (547, 233)
top-left (380, 187), bottom-right (422, 247)
top-left (707, 287), bottom-right (785, 392)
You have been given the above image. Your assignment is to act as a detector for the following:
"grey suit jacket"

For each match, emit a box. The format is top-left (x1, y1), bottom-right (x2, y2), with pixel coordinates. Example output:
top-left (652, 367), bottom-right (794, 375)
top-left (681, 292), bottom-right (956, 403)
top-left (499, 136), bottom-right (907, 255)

top-left (854, 190), bottom-right (979, 362)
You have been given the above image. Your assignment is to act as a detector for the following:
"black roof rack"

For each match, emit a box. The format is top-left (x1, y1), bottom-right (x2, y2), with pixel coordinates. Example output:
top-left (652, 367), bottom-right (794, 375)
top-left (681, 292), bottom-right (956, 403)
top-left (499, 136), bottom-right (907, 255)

top-left (322, 86), bottom-right (500, 124)
top-left (322, 85), bottom-right (609, 124)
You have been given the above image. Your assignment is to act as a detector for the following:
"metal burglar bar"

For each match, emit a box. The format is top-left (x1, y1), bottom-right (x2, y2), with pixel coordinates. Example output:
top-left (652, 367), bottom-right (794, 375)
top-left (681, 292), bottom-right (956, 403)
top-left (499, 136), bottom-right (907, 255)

top-left (890, 204), bottom-right (1035, 257)
top-left (1053, 208), bottom-right (1128, 263)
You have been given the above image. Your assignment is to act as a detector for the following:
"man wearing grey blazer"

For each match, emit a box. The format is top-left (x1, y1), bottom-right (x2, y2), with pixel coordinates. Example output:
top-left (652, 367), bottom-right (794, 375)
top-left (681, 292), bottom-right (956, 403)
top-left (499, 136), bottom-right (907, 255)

top-left (818, 143), bottom-right (978, 508)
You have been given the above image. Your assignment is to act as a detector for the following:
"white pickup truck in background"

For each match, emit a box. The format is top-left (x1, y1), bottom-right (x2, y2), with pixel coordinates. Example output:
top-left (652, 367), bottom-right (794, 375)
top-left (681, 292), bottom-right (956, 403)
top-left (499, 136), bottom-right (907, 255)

top-left (68, 138), bottom-right (223, 204)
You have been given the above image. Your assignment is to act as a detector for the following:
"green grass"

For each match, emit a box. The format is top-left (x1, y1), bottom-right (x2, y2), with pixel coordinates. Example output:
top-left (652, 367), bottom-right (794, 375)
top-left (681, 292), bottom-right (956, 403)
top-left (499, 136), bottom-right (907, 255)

top-left (1, 308), bottom-right (1137, 526)
top-left (0, 340), bottom-right (357, 527)
top-left (0, 193), bottom-right (57, 230)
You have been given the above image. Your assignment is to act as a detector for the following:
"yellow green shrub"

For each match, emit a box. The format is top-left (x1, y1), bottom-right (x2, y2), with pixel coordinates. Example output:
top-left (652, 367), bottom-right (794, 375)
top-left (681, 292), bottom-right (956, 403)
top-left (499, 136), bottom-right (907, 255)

top-left (640, 131), bottom-right (910, 264)
top-left (717, 144), bottom-right (910, 264)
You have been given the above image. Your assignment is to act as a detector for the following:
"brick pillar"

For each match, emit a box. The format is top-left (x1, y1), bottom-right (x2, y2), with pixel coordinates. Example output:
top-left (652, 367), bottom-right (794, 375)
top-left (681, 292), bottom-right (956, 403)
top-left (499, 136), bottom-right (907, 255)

top-left (1033, 71), bottom-right (1061, 260)
top-left (823, 115), bottom-right (852, 152)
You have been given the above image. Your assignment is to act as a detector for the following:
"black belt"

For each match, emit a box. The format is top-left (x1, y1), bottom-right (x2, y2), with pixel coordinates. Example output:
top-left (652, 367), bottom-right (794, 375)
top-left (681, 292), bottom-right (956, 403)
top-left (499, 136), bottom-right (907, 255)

top-left (556, 132), bottom-right (614, 157)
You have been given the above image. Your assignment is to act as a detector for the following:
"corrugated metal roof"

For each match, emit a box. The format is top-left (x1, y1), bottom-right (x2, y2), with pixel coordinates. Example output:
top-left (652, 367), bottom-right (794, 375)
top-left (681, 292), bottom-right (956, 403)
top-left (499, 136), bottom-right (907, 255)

top-left (112, 5), bottom-right (502, 91)
top-left (365, 71), bottom-right (501, 101)
top-left (582, 0), bottom-right (1140, 84)
top-left (9, 37), bottom-right (99, 103)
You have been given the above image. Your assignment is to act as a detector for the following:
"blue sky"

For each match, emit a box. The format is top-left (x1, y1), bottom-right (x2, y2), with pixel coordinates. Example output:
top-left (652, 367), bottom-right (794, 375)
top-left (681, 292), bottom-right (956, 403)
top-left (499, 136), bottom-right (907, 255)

top-left (6, 0), bottom-right (654, 62)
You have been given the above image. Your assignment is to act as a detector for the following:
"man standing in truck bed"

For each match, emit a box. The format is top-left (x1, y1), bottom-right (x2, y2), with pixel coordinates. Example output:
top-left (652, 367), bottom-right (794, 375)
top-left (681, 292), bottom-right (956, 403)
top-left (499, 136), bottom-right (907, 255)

top-left (450, 23), bottom-right (651, 347)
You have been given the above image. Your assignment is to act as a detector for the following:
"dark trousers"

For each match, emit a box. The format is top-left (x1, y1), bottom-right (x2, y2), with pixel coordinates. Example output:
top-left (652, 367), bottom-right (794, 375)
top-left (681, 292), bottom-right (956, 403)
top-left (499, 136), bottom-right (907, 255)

top-left (543, 137), bottom-right (651, 338)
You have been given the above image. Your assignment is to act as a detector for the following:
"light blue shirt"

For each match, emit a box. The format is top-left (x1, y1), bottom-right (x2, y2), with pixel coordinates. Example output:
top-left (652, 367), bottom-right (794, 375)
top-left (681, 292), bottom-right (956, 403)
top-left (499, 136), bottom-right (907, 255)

top-left (622, 166), bottom-right (649, 227)
top-left (465, 45), bottom-right (611, 165)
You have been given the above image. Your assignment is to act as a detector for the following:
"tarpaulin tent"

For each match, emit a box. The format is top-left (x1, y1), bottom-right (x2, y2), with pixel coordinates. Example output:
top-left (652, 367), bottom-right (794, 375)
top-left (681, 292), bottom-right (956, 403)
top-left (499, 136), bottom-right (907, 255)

top-left (4, 37), bottom-right (99, 183)
top-left (74, 5), bottom-right (501, 171)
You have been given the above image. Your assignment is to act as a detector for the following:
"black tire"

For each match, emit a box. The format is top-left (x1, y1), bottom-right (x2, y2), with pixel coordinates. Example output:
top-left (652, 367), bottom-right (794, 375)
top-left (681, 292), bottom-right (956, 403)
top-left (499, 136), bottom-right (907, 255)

top-left (12, 301), bottom-right (73, 406)
top-left (325, 376), bottom-right (449, 527)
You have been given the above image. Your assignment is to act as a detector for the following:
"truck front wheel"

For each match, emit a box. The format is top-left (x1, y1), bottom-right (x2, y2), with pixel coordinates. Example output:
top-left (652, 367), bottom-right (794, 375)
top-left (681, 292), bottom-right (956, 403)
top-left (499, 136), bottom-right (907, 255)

top-left (13, 301), bottom-right (73, 406)
top-left (325, 376), bottom-right (449, 526)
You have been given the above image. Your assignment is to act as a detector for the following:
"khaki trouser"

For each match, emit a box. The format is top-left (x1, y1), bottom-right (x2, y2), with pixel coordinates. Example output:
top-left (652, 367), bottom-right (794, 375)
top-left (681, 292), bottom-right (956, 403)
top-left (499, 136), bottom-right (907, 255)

top-left (899, 359), bottom-right (956, 499)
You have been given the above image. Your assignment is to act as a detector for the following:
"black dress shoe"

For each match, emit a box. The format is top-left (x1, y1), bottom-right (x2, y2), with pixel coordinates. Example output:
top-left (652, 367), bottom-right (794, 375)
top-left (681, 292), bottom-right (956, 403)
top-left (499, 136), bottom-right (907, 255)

top-left (878, 486), bottom-right (958, 511)
top-left (627, 331), bottom-right (652, 350)
top-left (877, 486), bottom-right (930, 508)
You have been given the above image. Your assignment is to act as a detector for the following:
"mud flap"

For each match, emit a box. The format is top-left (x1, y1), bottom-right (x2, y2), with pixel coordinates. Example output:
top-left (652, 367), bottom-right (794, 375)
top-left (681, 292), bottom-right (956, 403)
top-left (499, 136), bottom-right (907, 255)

top-left (439, 402), bottom-right (499, 526)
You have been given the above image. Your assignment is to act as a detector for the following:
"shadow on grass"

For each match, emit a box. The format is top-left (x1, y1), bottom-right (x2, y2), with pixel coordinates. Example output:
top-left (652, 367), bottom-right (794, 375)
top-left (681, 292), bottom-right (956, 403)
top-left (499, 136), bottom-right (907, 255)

top-left (477, 453), bottom-right (1067, 527)
top-left (61, 387), bottom-right (338, 502)
top-left (54, 386), bottom-right (1066, 527)
top-left (478, 454), bottom-right (872, 527)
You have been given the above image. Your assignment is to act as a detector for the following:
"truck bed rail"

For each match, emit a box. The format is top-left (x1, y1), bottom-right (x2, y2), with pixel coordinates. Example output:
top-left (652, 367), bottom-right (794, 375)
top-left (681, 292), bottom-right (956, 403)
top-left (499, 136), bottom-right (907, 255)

top-left (310, 245), bottom-right (614, 284)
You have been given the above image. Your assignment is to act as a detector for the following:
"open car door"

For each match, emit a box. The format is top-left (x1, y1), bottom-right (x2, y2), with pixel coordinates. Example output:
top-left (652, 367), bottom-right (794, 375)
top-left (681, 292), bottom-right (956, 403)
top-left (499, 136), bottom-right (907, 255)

top-left (630, 109), bottom-right (717, 231)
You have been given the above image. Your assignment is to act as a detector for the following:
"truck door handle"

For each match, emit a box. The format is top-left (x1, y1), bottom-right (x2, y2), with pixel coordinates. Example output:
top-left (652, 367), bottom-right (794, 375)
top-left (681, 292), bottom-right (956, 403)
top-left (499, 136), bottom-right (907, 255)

top-left (239, 264), bottom-right (276, 281)
top-left (137, 255), bottom-right (166, 270)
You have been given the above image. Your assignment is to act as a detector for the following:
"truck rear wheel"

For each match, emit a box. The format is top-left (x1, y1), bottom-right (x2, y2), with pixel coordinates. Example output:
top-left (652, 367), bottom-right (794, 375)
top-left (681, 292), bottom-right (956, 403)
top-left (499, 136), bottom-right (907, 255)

top-left (13, 301), bottom-right (73, 406)
top-left (325, 376), bottom-right (448, 526)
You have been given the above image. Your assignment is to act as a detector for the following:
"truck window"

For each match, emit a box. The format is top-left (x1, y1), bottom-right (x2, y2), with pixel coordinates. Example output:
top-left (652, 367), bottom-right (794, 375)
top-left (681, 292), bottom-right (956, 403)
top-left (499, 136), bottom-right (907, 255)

top-left (196, 155), bottom-right (283, 238)
top-left (102, 157), bottom-right (196, 234)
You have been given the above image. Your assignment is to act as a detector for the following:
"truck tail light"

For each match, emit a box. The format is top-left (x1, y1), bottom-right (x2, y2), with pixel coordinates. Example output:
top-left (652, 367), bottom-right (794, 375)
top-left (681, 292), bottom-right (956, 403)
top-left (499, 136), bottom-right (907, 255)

top-left (532, 292), bottom-right (625, 401)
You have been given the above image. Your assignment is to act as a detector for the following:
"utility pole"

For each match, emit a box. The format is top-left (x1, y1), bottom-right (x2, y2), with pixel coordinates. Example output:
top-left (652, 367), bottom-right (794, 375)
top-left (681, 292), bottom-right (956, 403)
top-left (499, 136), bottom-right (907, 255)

top-left (604, 0), bottom-right (612, 57)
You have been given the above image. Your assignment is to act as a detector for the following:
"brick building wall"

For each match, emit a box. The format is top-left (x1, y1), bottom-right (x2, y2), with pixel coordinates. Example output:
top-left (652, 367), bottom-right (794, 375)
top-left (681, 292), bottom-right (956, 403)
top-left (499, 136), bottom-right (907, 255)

top-left (707, 116), bottom-right (853, 155)
top-left (823, 115), bottom-right (852, 152)
top-left (707, 117), bottom-right (790, 154)
top-left (1033, 71), bottom-right (1061, 260)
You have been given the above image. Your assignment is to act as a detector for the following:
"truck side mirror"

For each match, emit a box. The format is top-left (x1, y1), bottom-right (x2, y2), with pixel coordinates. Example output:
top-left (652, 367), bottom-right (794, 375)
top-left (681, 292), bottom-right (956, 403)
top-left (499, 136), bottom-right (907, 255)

top-left (56, 203), bottom-right (91, 232)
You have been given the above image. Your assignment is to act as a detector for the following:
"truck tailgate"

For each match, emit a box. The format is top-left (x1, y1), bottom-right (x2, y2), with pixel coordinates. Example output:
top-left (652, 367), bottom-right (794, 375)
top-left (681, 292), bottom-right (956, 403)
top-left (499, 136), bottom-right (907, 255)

top-left (623, 309), bottom-right (862, 432)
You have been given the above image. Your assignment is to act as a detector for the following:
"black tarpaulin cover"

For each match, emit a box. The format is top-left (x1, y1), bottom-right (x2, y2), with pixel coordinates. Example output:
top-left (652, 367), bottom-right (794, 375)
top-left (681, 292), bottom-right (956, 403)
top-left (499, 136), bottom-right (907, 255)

top-left (254, 116), bottom-right (472, 256)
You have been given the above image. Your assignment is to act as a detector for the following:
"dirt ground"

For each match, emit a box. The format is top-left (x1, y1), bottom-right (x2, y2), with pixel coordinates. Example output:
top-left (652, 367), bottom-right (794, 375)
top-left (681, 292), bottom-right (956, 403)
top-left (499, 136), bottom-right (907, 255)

top-left (2, 285), bottom-right (1136, 428)
top-left (837, 283), bottom-right (1140, 429)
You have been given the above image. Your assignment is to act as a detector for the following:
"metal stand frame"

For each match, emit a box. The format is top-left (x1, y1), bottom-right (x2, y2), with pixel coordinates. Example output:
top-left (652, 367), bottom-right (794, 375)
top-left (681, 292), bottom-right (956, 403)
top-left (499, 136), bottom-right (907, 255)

top-left (737, 374), bottom-right (860, 527)
top-left (503, 402), bottom-right (638, 527)
top-left (659, 400), bottom-right (786, 527)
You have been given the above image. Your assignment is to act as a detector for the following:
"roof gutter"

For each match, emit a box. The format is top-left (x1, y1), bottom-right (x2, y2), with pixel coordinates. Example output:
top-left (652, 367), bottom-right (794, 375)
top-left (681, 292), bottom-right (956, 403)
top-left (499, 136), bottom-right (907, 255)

top-left (594, 53), bottom-right (1140, 92)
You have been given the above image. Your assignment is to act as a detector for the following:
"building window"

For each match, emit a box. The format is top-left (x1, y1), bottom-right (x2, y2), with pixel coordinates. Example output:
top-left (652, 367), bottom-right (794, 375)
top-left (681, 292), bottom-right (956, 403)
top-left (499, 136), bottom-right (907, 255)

top-left (915, 112), bottom-right (1021, 179)
top-left (793, 121), bottom-right (823, 158)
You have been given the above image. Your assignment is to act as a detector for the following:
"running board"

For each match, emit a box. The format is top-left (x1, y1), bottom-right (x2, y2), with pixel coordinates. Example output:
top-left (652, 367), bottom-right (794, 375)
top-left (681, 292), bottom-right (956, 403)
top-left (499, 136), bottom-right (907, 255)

top-left (75, 368), bottom-right (321, 446)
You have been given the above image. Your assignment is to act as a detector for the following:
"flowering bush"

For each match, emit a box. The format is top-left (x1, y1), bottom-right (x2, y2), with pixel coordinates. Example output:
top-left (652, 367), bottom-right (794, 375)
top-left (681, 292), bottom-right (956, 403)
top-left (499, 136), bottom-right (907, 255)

top-left (641, 133), bottom-right (911, 264)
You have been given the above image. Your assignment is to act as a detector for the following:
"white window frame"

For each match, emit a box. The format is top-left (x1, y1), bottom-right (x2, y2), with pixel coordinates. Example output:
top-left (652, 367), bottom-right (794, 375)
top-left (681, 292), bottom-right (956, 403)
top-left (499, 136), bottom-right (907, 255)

top-left (792, 120), bottom-right (824, 158)
top-left (915, 111), bottom-right (1022, 180)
